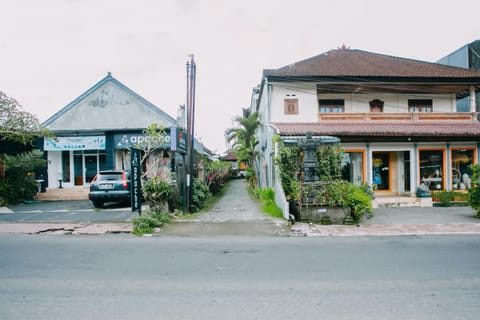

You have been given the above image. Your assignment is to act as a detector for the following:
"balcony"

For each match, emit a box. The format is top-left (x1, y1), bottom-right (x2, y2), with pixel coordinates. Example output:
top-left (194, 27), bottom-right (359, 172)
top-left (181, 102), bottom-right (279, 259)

top-left (317, 112), bottom-right (480, 122)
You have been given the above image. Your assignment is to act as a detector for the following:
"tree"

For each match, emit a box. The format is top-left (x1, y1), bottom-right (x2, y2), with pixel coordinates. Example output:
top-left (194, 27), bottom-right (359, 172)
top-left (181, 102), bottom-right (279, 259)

top-left (224, 110), bottom-right (260, 168)
top-left (133, 123), bottom-right (168, 180)
top-left (0, 91), bottom-right (49, 145)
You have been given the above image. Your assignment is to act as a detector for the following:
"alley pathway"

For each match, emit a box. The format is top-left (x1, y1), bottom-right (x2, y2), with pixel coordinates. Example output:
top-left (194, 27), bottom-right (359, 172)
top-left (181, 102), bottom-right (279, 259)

top-left (194, 179), bottom-right (276, 222)
top-left (159, 179), bottom-right (289, 236)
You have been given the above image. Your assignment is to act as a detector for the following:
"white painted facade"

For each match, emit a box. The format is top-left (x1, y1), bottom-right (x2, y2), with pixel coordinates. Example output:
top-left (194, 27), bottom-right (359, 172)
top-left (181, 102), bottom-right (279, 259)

top-left (267, 81), bottom-right (456, 123)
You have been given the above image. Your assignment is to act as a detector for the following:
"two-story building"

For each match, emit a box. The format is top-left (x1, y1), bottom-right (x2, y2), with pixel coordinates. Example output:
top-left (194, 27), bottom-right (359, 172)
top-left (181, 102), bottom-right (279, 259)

top-left (252, 47), bottom-right (480, 213)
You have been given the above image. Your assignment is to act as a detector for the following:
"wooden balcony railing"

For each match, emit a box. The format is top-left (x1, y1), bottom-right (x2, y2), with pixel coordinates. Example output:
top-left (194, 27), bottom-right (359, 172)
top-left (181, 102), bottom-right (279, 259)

top-left (317, 112), bottom-right (480, 122)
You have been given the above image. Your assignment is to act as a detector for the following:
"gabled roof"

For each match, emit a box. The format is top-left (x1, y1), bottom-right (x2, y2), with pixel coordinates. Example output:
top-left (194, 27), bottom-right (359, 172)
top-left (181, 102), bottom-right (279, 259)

top-left (264, 48), bottom-right (480, 80)
top-left (272, 122), bottom-right (480, 140)
top-left (42, 73), bottom-right (177, 132)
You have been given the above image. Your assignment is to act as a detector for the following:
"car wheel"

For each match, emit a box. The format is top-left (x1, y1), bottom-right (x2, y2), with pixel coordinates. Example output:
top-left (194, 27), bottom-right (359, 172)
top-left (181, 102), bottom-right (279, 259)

top-left (92, 200), bottom-right (104, 208)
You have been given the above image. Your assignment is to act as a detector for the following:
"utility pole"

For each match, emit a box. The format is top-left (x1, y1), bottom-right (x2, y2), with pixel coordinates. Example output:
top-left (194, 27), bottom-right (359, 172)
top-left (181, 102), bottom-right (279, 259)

top-left (185, 55), bottom-right (196, 213)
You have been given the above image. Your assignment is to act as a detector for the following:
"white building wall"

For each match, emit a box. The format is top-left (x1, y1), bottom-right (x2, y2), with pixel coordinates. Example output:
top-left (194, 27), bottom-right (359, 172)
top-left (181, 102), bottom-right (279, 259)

top-left (269, 83), bottom-right (318, 123)
top-left (270, 89), bottom-right (457, 123)
top-left (47, 152), bottom-right (62, 188)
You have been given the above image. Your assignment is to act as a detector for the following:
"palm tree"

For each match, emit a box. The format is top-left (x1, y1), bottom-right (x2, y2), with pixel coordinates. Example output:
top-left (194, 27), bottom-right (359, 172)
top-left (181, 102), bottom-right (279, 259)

top-left (225, 110), bottom-right (260, 168)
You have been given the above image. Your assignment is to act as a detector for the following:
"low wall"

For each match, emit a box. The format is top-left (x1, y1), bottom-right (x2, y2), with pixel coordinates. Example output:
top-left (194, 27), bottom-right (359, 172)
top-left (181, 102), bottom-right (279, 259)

top-left (273, 169), bottom-right (289, 220)
top-left (299, 206), bottom-right (348, 224)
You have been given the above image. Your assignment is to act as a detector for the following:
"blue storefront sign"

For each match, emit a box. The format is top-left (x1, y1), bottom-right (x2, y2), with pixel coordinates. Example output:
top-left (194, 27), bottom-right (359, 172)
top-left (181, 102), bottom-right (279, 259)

top-left (114, 127), bottom-right (186, 153)
top-left (44, 136), bottom-right (106, 151)
top-left (114, 132), bottom-right (171, 150)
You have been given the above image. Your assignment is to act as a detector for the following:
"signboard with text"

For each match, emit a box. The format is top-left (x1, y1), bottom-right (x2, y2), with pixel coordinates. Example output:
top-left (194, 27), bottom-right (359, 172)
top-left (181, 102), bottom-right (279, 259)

top-left (44, 136), bottom-right (105, 151)
top-left (130, 148), bottom-right (142, 214)
top-left (114, 132), bottom-right (171, 150)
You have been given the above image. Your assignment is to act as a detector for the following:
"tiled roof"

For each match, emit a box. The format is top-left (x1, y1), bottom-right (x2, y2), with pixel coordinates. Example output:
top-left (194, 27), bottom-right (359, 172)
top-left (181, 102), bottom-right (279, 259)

top-left (272, 122), bottom-right (480, 137)
top-left (264, 48), bottom-right (480, 79)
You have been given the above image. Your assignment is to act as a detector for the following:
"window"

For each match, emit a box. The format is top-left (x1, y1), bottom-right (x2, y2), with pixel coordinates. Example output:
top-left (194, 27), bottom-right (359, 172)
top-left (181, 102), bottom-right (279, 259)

top-left (419, 149), bottom-right (444, 190)
top-left (409, 99), bottom-right (432, 112)
top-left (342, 151), bottom-right (365, 186)
top-left (451, 149), bottom-right (474, 190)
top-left (284, 98), bottom-right (298, 114)
top-left (319, 99), bottom-right (344, 113)
top-left (369, 99), bottom-right (384, 112)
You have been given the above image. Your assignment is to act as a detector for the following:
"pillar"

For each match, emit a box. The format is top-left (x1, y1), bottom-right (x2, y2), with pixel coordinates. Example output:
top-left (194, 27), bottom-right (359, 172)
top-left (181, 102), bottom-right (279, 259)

top-left (470, 86), bottom-right (477, 112)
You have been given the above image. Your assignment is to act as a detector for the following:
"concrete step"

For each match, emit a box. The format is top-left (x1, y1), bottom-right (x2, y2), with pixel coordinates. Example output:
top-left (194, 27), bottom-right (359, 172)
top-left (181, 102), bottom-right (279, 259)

top-left (373, 197), bottom-right (432, 208)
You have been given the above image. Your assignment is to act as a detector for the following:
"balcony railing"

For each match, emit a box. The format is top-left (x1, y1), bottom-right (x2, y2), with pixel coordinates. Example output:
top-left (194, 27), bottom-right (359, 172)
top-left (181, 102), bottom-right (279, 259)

top-left (317, 112), bottom-right (480, 122)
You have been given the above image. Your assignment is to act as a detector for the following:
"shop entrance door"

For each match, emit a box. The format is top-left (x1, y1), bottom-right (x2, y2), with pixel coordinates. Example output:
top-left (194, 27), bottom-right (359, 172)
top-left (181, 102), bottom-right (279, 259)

top-left (85, 155), bottom-right (98, 184)
top-left (372, 152), bottom-right (390, 191)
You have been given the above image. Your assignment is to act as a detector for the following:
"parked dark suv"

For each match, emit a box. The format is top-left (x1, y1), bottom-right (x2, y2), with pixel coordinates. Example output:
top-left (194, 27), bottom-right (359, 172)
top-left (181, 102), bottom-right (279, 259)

top-left (88, 170), bottom-right (131, 208)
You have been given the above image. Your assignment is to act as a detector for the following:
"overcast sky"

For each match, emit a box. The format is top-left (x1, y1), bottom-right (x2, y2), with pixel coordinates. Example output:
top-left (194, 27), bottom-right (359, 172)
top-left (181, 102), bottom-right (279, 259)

top-left (1, 0), bottom-right (479, 152)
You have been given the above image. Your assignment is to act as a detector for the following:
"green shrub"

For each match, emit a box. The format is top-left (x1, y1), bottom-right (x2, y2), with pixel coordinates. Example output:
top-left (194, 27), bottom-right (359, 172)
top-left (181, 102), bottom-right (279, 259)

top-left (132, 215), bottom-right (161, 235)
top-left (315, 144), bottom-right (344, 181)
top-left (142, 177), bottom-right (173, 214)
top-left (258, 187), bottom-right (275, 204)
top-left (132, 213), bottom-right (171, 235)
top-left (434, 191), bottom-right (454, 207)
top-left (346, 184), bottom-right (373, 222)
top-left (0, 150), bottom-right (45, 204)
top-left (191, 177), bottom-right (211, 211)
top-left (303, 181), bottom-right (373, 223)
top-left (258, 188), bottom-right (283, 218)
top-left (452, 192), bottom-right (469, 202)
top-left (468, 164), bottom-right (480, 217)
top-left (275, 142), bottom-right (302, 200)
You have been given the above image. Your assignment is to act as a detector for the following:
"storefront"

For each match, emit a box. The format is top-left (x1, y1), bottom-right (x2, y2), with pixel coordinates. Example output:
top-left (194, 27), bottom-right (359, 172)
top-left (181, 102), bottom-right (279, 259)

top-left (339, 143), bottom-right (478, 195)
top-left (43, 127), bottom-right (187, 188)
top-left (44, 135), bottom-right (106, 188)
top-left (41, 73), bottom-right (182, 189)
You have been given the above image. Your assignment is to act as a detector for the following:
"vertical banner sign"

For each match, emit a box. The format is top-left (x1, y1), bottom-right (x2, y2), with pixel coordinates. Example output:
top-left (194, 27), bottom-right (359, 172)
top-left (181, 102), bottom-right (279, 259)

top-left (130, 148), bottom-right (142, 215)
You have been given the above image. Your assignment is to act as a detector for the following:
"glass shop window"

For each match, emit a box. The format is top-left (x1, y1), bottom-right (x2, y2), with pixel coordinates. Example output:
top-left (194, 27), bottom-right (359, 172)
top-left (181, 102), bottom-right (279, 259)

top-left (419, 150), bottom-right (444, 190)
top-left (451, 149), bottom-right (474, 190)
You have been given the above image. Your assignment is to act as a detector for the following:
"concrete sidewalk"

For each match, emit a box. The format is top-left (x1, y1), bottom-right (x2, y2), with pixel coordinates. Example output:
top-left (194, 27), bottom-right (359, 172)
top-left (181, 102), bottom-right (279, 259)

top-left (0, 222), bottom-right (132, 235)
top-left (291, 206), bottom-right (480, 236)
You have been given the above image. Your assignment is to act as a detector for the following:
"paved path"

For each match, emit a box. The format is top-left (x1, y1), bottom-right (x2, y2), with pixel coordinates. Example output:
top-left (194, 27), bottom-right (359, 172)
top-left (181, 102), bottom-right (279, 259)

top-left (159, 179), bottom-right (289, 236)
top-left (187, 179), bottom-right (277, 222)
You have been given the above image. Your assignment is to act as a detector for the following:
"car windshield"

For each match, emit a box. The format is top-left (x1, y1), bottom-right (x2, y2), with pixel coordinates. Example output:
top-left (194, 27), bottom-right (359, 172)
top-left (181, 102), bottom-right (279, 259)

top-left (97, 174), bottom-right (123, 181)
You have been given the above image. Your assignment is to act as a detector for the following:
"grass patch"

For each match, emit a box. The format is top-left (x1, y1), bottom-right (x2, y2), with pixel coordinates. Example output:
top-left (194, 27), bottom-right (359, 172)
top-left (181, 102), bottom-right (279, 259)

top-left (255, 187), bottom-right (284, 219)
top-left (261, 202), bottom-right (284, 218)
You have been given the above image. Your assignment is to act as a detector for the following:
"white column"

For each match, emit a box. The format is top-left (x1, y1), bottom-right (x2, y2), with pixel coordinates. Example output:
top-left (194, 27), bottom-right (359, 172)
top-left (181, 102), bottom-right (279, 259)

top-left (470, 86), bottom-right (477, 112)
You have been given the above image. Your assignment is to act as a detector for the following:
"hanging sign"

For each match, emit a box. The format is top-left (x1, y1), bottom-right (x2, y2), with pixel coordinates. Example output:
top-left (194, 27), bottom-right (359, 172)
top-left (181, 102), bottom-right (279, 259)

top-left (170, 127), bottom-right (187, 153)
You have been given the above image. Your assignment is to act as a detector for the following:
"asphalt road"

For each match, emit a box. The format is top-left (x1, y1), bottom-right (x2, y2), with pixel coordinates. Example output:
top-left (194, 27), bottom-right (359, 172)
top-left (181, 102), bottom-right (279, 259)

top-left (1, 234), bottom-right (479, 319)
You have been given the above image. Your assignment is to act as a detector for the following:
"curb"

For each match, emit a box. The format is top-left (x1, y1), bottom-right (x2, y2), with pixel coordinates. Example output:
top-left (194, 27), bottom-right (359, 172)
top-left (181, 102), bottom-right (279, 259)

top-left (0, 223), bottom-right (133, 235)
top-left (291, 222), bottom-right (480, 237)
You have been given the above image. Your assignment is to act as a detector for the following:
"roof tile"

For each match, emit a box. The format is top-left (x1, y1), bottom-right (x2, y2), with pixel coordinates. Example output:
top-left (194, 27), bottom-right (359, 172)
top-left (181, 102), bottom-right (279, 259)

top-left (264, 49), bottom-right (480, 79)
top-left (272, 121), bottom-right (480, 137)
